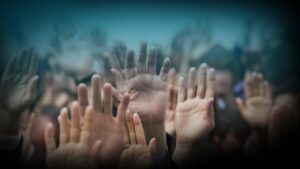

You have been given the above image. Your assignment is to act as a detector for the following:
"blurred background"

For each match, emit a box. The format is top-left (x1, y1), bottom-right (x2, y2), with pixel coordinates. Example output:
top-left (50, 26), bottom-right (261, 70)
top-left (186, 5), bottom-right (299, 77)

top-left (0, 0), bottom-right (299, 166)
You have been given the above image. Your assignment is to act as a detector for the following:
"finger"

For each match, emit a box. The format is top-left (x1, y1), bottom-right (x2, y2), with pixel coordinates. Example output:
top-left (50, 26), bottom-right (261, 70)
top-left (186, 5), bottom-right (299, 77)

top-left (26, 75), bottom-right (39, 100)
top-left (177, 76), bottom-right (186, 103)
top-left (103, 83), bottom-right (113, 117)
top-left (1, 56), bottom-right (16, 79)
top-left (197, 63), bottom-right (207, 98)
top-left (70, 102), bottom-right (81, 143)
top-left (21, 49), bottom-right (31, 74)
top-left (80, 106), bottom-right (94, 145)
top-left (245, 73), bottom-right (254, 99)
top-left (25, 112), bottom-right (35, 136)
top-left (147, 48), bottom-right (157, 74)
top-left (112, 86), bottom-right (122, 107)
top-left (92, 74), bottom-right (102, 112)
top-left (263, 81), bottom-right (272, 99)
top-left (111, 68), bottom-right (125, 89)
top-left (77, 83), bottom-right (89, 116)
top-left (126, 111), bottom-right (137, 144)
top-left (15, 49), bottom-right (26, 74)
top-left (148, 138), bottom-right (157, 157)
top-left (259, 80), bottom-right (265, 97)
top-left (205, 97), bottom-right (215, 119)
top-left (125, 50), bottom-right (137, 79)
top-left (28, 51), bottom-right (38, 75)
top-left (116, 94), bottom-right (130, 125)
top-left (137, 42), bottom-right (147, 73)
top-left (90, 140), bottom-right (102, 163)
top-left (205, 68), bottom-right (216, 99)
top-left (187, 67), bottom-right (196, 99)
top-left (159, 58), bottom-right (170, 81)
top-left (58, 108), bottom-right (70, 145)
top-left (133, 113), bottom-right (147, 145)
top-left (45, 123), bottom-right (56, 154)
top-left (254, 73), bottom-right (263, 96)
top-left (236, 98), bottom-right (246, 115)
top-left (167, 68), bottom-right (176, 87)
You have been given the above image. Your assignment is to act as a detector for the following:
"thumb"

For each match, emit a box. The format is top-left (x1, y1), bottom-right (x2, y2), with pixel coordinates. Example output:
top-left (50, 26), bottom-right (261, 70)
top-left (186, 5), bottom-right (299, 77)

top-left (90, 140), bottom-right (102, 163)
top-left (148, 138), bottom-right (157, 157)
top-left (26, 75), bottom-right (39, 100)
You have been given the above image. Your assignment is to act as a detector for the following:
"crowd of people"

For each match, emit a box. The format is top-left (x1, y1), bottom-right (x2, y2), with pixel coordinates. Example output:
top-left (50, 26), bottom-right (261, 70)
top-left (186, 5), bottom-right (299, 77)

top-left (0, 28), bottom-right (299, 168)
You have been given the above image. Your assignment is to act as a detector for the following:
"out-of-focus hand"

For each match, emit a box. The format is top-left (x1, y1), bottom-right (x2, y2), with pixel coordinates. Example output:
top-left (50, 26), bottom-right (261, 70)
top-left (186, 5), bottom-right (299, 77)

top-left (87, 75), bottom-right (130, 167)
top-left (0, 48), bottom-right (38, 114)
top-left (165, 68), bottom-right (177, 136)
top-left (175, 64), bottom-right (215, 145)
top-left (45, 102), bottom-right (101, 169)
top-left (120, 112), bottom-right (156, 169)
top-left (111, 42), bottom-right (170, 123)
top-left (236, 72), bottom-right (272, 131)
top-left (0, 48), bottom-right (38, 135)
top-left (111, 42), bottom-right (170, 155)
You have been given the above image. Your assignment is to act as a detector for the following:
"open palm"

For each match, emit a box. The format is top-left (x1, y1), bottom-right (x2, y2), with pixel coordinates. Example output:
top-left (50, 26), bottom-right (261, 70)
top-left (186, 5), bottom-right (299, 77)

top-left (0, 48), bottom-right (38, 114)
top-left (175, 64), bottom-right (216, 144)
top-left (111, 42), bottom-right (170, 124)
top-left (236, 72), bottom-right (272, 130)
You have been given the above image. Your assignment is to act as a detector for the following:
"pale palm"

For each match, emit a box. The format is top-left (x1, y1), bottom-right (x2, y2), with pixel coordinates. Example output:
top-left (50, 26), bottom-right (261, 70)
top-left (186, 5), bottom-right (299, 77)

top-left (176, 98), bottom-right (214, 144)
top-left (175, 65), bottom-right (216, 144)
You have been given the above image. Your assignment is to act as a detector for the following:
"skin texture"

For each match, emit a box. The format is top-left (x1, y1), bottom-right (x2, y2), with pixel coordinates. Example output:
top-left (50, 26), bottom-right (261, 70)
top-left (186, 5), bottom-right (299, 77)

top-left (172, 63), bottom-right (216, 167)
top-left (0, 48), bottom-right (38, 136)
top-left (45, 102), bottom-right (101, 169)
top-left (75, 74), bottom-right (130, 167)
top-left (110, 42), bottom-right (170, 155)
top-left (119, 112), bottom-right (156, 169)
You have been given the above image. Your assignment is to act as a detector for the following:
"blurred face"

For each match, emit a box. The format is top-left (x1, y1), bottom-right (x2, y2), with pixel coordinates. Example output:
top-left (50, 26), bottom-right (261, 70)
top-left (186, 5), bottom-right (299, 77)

top-left (215, 70), bottom-right (233, 95)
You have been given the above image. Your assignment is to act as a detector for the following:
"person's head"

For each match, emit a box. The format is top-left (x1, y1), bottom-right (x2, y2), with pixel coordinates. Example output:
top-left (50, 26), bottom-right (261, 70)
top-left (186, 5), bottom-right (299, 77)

top-left (190, 44), bottom-right (236, 96)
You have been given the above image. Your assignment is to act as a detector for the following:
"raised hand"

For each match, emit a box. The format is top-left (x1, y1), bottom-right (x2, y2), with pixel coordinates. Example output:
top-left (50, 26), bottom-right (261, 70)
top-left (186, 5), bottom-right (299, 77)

top-left (119, 112), bottom-right (156, 169)
top-left (0, 48), bottom-right (38, 136)
top-left (111, 42), bottom-right (170, 123)
top-left (0, 48), bottom-right (38, 114)
top-left (175, 64), bottom-right (215, 144)
top-left (172, 64), bottom-right (215, 167)
top-left (165, 68), bottom-right (177, 136)
top-left (236, 72), bottom-right (272, 131)
top-left (87, 75), bottom-right (130, 167)
top-left (111, 42), bottom-right (170, 155)
top-left (45, 102), bottom-right (101, 169)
